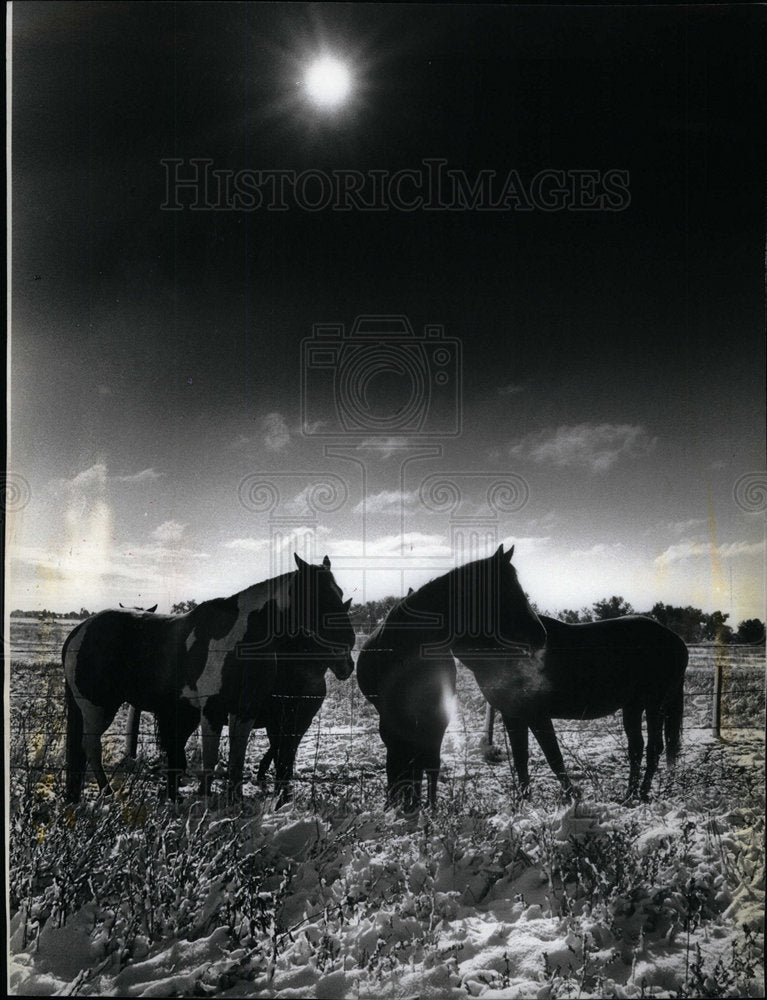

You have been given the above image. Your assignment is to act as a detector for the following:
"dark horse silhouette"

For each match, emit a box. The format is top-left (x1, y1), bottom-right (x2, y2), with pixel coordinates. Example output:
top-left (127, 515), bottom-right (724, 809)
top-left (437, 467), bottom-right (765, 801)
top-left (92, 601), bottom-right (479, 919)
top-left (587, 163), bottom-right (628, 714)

top-left (230, 619), bottom-right (354, 803)
top-left (477, 614), bottom-right (688, 801)
top-left (63, 554), bottom-right (354, 801)
top-left (356, 545), bottom-right (547, 810)
top-left (197, 562), bottom-right (355, 799)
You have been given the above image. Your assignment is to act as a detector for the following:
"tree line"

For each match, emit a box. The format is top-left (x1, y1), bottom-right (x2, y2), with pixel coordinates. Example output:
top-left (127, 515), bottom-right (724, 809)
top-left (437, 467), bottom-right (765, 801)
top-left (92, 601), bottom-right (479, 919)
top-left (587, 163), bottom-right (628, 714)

top-left (11, 595), bottom-right (765, 645)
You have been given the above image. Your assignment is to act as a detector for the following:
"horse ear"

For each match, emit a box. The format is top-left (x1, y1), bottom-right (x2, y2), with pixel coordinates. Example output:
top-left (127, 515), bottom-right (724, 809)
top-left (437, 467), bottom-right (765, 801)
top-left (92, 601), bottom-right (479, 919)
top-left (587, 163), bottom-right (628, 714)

top-left (148, 604), bottom-right (158, 613)
top-left (494, 544), bottom-right (505, 560)
top-left (506, 544), bottom-right (515, 562)
top-left (294, 553), bottom-right (309, 571)
top-left (407, 587), bottom-right (414, 596)
top-left (322, 554), bottom-right (331, 569)
top-left (119, 602), bottom-right (125, 608)
top-left (343, 598), bottom-right (352, 611)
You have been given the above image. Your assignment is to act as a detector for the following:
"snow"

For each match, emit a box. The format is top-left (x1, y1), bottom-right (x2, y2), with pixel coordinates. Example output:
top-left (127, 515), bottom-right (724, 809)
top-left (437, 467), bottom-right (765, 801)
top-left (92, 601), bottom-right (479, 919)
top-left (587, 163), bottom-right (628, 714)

top-left (9, 766), bottom-right (764, 998)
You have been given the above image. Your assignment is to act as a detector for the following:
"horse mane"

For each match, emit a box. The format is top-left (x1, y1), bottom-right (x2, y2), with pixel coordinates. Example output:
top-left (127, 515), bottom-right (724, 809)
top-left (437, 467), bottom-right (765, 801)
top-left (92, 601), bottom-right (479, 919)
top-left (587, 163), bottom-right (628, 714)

top-left (381, 553), bottom-right (510, 630)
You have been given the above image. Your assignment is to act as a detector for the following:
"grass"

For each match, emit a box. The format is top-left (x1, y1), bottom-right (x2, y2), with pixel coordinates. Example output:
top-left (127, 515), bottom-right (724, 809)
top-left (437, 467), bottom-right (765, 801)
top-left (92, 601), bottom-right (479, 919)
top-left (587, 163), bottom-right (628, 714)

top-left (7, 623), bottom-right (765, 996)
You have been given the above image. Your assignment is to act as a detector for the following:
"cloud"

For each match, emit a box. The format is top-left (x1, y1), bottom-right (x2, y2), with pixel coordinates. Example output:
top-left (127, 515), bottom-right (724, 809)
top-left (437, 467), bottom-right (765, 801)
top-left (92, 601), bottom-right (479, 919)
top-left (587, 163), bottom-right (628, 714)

top-left (356, 437), bottom-right (409, 459)
top-left (114, 468), bottom-right (163, 484)
top-left (667, 518), bottom-right (706, 535)
top-left (655, 539), bottom-right (766, 566)
top-left (570, 542), bottom-right (625, 557)
top-left (262, 412), bottom-right (290, 451)
top-left (152, 520), bottom-right (186, 543)
top-left (53, 464), bottom-right (162, 490)
top-left (354, 490), bottom-right (416, 515)
top-left (329, 531), bottom-right (453, 560)
top-left (510, 423), bottom-right (656, 472)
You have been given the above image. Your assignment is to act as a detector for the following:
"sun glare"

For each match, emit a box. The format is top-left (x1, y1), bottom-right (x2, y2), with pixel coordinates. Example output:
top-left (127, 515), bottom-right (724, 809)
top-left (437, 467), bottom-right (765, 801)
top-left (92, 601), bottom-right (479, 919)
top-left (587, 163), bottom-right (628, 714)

top-left (304, 56), bottom-right (352, 108)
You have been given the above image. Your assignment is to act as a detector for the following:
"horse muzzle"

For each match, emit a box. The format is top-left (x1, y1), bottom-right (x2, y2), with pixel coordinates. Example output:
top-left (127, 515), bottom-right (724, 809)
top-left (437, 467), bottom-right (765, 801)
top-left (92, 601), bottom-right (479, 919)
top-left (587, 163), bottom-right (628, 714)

top-left (330, 651), bottom-right (355, 680)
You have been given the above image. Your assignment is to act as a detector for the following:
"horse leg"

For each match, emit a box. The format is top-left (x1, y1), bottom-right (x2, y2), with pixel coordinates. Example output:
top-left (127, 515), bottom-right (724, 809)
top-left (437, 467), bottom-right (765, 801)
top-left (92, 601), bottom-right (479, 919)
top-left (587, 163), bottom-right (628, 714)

top-left (381, 726), bottom-right (421, 812)
top-left (529, 717), bottom-right (577, 799)
top-left (198, 710), bottom-right (223, 796)
top-left (502, 715), bottom-right (531, 797)
top-left (227, 714), bottom-right (254, 800)
top-left (273, 732), bottom-right (302, 805)
top-left (481, 704), bottom-right (504, 763)
top-left (639, 707), bottom-right (663, 802)
top-left (256, 744), bottom-right (274, 790)
top-left (82, 703), bottom-right (120, 797)
top-left (124, 706), bottom-right (141, 760)
top-left (421, 740), bottom-right (444, 808)
top-left (157, 710), bottom-right (195, 800)
top-left (622, 704), bottom-right (644, 801)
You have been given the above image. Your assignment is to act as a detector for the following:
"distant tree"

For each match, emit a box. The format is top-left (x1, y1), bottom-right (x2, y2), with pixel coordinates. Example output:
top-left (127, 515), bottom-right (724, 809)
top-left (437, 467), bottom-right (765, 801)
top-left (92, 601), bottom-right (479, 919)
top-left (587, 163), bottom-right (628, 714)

top-left (171, 599), bottom-right (198, 615)
top-left (701, 610), bottom-right (733, 644)
top-left (591, 596), bottom-right (634, 620)
top-left (349, 596), bottom-right (401, 631)
top-left (651, 602), bottom-right (710, 643)
top-left (734, 619), bottom-right (766, 645)
top-left (557, 609), bottom-right (583, 624)
top-left (79, 607), bottom-right (92, 619)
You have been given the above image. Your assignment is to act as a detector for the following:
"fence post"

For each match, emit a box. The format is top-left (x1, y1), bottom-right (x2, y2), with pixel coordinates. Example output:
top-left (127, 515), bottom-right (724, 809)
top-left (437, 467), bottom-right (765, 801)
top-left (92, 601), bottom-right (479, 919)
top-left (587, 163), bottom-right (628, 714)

top-left (712, 650), bottom-right (724, 738)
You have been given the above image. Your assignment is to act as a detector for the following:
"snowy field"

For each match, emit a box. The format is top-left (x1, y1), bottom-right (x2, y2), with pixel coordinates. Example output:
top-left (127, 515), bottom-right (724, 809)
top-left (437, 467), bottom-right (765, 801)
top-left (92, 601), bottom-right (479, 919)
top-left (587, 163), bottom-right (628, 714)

top-left (7, 619), bottom-right (765, 998)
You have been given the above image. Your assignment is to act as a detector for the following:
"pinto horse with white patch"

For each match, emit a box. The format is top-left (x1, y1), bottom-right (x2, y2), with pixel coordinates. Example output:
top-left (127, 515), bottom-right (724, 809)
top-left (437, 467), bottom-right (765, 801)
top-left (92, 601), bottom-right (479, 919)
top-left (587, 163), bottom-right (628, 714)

top-left (63, 554), bottom-right (354, 801)
top-left (197, 561), bottom-right (355, 800)
top-left (477, 613), bottom-right (689, 801)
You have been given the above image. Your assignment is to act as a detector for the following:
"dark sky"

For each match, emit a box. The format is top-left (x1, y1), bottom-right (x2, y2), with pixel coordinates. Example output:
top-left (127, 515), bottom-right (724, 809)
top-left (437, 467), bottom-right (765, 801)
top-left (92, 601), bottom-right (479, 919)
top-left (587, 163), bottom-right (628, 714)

top-left (9, 3), bottom-right (767, 615)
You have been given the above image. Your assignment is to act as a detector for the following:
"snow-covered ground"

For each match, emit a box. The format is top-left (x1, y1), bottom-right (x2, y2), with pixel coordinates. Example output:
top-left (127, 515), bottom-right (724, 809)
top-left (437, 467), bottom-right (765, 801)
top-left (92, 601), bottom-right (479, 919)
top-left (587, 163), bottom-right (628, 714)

top-left (8, 726), bottom-right (764, 998)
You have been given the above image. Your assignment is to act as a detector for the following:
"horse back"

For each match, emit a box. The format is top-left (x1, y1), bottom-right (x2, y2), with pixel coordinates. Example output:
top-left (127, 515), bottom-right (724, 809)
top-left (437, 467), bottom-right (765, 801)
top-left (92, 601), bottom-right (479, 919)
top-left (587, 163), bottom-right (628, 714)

top-left (64, 609), bottom-right (191, 711)
top-left (537, 615), bottom-right (687, 713)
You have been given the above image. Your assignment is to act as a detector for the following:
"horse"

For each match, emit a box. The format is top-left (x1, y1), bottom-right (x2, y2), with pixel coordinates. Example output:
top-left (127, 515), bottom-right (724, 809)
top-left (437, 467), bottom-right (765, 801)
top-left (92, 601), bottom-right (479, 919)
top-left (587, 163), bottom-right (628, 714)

top-left (197, 575), bottom-right (355, 799)
top-left (475, 614), bottom-right (688, 801)
top-left (63, 554), bottom-right (354, 801)
top-left (246, 620), bottom-right (355, 802)
top-left (356, 545), bottom-right (547, 811)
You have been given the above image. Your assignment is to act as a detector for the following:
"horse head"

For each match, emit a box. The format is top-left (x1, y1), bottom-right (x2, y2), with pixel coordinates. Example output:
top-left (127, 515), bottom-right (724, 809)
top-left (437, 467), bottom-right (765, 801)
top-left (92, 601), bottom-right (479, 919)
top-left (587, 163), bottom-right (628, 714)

top-left (291, 553), bottom-right (355, 679)
top-left (449, 544), bottom-right (546, 658)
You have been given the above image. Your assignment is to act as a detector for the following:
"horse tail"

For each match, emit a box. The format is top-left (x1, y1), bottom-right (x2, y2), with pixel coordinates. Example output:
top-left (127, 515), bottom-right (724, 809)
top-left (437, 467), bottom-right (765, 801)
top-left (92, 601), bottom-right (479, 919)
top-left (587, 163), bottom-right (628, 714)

top-left (664, 641), bottom-right (688, 768)
top-left (65, 680), bottom-right (86, 802)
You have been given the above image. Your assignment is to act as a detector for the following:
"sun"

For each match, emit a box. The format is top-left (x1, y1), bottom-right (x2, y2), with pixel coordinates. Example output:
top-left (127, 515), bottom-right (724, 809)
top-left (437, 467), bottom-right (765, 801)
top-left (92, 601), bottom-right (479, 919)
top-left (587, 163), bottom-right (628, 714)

top-left (304, 56), bottom-right (352, 109)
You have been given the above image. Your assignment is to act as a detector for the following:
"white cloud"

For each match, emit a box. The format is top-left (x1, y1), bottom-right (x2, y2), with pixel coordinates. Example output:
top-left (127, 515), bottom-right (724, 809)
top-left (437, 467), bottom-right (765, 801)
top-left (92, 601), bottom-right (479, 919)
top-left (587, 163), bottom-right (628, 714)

top-left (655, 539), bottom-right (766, 566)
top-left (329, 531), bottom-right (453, 560)
top-left (53, 464), bottom-right (162, 490)
top-left (356, 437), bottom-right (409, 459)
top-left (667, 518), bottom-right (706, 535)
top-left (510, 423), bottom-right (656, 472)
top-left (570, 542), bottom-right (625, 558)
top-left (354, 490), bottom-right (416, 515)
top-left (152, 520), bottom-right (186, 543)
top-left (263, 412), bottom-right (290, 451)
top-left (114, 468), bottom-right (163, 484)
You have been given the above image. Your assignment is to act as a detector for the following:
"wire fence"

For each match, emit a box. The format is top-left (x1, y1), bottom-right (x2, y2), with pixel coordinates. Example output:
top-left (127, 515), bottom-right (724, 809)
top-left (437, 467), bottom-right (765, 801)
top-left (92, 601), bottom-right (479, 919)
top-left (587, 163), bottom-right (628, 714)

top-left (8, 626), bottom-right (765, 800)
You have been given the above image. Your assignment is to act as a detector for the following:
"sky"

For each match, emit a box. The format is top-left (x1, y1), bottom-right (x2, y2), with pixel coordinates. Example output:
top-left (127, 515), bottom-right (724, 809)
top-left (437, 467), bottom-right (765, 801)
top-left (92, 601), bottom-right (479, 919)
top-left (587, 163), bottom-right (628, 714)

top-left (7, 2), bottom-right (766, 622)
